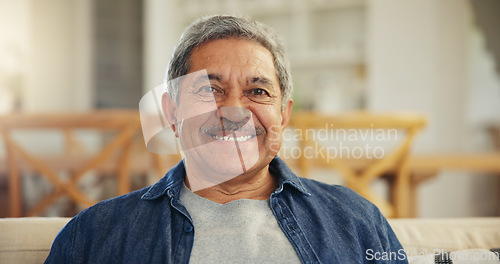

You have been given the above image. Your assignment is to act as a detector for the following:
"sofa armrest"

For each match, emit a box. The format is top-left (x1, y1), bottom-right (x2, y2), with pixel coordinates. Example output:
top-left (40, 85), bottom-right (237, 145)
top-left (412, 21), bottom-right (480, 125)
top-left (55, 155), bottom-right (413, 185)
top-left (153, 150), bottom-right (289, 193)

top-left (388, 217), bottom-right (500, 256)
top-left (0, 217), bottom-right (71, 264)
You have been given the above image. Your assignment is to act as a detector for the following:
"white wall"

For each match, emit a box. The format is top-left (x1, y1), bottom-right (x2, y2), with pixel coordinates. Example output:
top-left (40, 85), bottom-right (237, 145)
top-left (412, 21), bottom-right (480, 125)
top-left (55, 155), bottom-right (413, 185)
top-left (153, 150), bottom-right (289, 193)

top-left (143, 0), bottom-right (182, 94)
top-left (0, 0), bottom-right (94, 159)
top-left (73, 0), bottom-right (94, 111)
top-left (0, 0), bottom-right (30, 73)
top-left (368, 0), bottom-right (499, 217)
top-left (466, 23), bottom-right (500, 128)
top-left (22, 0), bottom-right (93, 112)
top-left (368, 0), bottom-right (468, 153)
top-left (0, 0), bottom-right (30, 113)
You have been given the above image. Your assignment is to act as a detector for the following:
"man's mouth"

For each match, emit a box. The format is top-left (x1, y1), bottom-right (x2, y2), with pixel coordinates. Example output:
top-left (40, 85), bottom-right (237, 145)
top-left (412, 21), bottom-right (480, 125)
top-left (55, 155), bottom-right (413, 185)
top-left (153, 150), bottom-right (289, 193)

top-left (210, 134), bottom-right (257, 142)
top-left (201, 118), bottom-right (265, 143)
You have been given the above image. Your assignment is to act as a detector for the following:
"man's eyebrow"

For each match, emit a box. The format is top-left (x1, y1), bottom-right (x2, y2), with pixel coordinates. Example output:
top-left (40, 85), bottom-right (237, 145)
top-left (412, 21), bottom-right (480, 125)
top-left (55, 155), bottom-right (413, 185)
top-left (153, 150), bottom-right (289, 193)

top-left (193, 74), bottom-right (273, 86)
top-left (207, 74), bottom-right (221, 82)
top-left (192, 73), bottom-right (221, 86)
top-left (247, 76), bottom-right (273, 86)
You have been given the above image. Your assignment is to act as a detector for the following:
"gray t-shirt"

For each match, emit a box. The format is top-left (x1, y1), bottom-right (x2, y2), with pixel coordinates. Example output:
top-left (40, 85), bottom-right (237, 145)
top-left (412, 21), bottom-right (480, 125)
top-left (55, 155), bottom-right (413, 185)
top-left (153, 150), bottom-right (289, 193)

top-left (179, 183), bottom-right (301, 264)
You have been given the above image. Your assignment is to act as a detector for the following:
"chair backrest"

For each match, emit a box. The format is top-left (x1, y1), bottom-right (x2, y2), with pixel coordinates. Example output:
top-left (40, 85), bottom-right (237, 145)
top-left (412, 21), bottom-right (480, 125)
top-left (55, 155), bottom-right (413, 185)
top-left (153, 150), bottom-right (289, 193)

top-left (287, 110), bottom-right (426, 217)
top-left (0, 110), bottom-right (143, 217)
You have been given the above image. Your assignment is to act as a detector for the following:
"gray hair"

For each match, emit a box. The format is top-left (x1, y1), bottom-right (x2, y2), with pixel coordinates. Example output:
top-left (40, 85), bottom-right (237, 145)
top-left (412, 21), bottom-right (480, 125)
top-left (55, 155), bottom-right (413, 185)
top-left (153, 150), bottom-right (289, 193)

top-left (166, 15), bottom-right (293, 109)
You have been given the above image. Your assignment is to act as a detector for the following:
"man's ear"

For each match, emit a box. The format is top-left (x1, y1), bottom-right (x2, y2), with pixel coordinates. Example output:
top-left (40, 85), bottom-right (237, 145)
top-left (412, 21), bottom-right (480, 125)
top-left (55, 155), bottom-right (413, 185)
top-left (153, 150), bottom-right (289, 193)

top-left (162, 93), bottom-right (179, 137)
top-left (280, 99), bottom-right (293, 128)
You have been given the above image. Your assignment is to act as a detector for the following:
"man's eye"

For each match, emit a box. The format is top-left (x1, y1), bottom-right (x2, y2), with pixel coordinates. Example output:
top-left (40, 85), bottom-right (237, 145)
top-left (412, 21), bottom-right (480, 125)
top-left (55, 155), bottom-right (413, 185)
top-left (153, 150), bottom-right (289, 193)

top-left (197, 86), bottom-right (217, 94)
top-left (249, 89), bottom-right (269, 96)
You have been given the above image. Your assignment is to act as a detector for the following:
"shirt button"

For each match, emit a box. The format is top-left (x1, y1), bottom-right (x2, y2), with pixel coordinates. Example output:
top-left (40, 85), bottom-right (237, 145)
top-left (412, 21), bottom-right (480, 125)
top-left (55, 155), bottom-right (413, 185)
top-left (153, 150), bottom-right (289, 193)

top-left (184, 225), bottom-right (193, 232)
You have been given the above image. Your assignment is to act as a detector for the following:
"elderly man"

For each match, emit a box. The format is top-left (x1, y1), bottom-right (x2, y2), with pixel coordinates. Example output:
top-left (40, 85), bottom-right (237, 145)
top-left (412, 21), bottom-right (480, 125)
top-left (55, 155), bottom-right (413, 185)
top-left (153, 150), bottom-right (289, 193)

top-left (46, 15), bottom-right (407, 263)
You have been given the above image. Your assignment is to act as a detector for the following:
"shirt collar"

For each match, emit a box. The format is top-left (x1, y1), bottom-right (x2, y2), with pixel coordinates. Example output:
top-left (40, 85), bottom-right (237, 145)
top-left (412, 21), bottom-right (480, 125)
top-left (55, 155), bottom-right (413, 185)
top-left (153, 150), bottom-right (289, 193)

top-left (269, 157), bottom-right (311, 196)
top-left (141, 156), bottom-right (310, 201)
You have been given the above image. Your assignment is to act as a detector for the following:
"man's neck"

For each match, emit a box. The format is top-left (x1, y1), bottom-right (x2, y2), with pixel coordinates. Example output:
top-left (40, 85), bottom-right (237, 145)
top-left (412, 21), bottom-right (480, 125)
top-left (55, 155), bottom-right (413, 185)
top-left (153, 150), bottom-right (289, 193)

top-left (185, 167), bottom-right (278, 204)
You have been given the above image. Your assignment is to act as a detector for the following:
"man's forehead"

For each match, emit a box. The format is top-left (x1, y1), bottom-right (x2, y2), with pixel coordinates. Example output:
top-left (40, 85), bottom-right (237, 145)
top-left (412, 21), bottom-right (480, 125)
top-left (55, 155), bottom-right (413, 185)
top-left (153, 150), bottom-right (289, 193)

top-left (202, 54), bottom-right (262, 65)
top-left (191, 53), bottom-right (271, 72)
top-left (190, 38), bottom-right (273, 63)
top-left (192, 73), bottom-right (275, 87)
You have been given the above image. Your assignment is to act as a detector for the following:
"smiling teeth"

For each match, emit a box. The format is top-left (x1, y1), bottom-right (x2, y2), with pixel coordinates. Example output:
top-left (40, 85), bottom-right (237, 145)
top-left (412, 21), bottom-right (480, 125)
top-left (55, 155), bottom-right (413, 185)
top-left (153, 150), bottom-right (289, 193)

top-left (212, 135), bottom-right (255, 142)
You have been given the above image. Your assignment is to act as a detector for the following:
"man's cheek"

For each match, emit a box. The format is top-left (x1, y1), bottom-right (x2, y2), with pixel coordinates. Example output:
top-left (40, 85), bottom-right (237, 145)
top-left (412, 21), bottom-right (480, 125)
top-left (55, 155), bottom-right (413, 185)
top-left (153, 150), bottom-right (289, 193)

top-left (268, 124), bottom-right (282, 153)
top-left (176, 110), bottom-right (215, 150)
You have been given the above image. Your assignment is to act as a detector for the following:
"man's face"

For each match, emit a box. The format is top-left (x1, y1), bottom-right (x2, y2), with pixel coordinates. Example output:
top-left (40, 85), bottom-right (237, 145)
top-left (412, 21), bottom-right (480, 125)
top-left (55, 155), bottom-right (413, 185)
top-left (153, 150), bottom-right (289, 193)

top-left (166, 38), bottom-right (292, 189)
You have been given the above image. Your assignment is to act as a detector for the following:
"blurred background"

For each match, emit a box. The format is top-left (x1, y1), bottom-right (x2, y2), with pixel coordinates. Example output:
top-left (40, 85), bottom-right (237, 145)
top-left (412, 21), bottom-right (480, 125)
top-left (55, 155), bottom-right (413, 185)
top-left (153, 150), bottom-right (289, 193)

top-left (0, 0), bottom-right (499, 218)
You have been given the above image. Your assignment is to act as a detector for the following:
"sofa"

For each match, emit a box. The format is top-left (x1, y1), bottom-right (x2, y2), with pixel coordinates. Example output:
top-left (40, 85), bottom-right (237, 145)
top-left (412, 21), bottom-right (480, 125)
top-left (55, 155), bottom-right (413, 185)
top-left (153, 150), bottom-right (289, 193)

top-left (1, 217), bottom-right (499, 263)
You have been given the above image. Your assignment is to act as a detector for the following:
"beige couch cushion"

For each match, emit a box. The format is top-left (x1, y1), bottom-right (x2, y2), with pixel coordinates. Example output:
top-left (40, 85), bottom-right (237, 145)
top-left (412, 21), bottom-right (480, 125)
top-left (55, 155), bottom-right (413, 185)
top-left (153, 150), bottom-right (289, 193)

top-left (0, 217), bottom-right (70, 264)
top-left (0, 217), bottom-right (499, 263)
top-left (388, 218), bottom-right (500, 256)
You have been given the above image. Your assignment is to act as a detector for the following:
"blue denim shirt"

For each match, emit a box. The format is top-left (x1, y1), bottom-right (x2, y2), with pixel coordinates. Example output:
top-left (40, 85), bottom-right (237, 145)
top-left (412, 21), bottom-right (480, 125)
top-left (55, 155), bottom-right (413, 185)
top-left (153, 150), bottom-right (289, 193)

top-left (45, 157), bottom-right (407, 263)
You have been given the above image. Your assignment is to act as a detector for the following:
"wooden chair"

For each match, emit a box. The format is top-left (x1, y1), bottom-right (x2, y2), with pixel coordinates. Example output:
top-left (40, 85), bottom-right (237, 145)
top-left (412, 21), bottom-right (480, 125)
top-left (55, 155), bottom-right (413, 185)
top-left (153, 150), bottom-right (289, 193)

top-left (288, 111), bottom-right (426, 218)
top-left (0, 110), bottom-right (144, 217)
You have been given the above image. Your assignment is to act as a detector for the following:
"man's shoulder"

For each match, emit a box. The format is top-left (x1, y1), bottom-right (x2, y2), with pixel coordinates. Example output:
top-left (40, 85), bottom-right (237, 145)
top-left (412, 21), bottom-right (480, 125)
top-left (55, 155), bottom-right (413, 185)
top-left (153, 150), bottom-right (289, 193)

top-left (299, 177), bottom-right (364, 200)
top-left (295, 177), bottom-right (381, 216)
top-left (85, 186), bottom-right (150, 213)
top-left (69, 185), bottom-right (166, 228)
top-left (273, 157), bottom-right (372, 208)
top-left (71, 162), bottom-right (182, 226)
top-left (46, 183), bottom-right (178, 262)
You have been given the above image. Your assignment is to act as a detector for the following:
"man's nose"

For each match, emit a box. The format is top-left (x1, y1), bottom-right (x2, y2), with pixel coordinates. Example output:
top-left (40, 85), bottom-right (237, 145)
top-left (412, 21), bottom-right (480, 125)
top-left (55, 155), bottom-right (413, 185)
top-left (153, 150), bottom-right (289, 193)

top-left (216, 106), bottom-right (251, 124)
